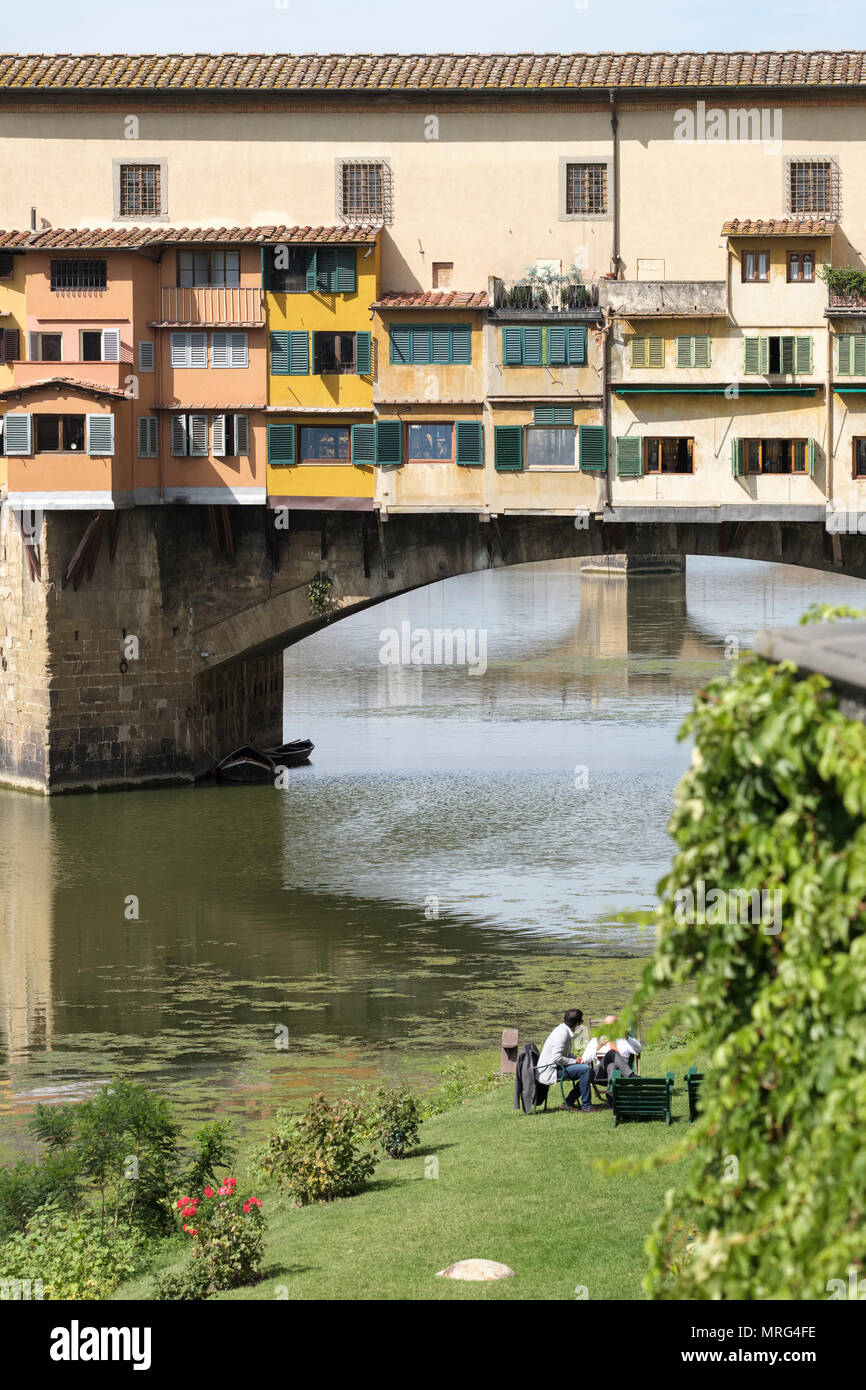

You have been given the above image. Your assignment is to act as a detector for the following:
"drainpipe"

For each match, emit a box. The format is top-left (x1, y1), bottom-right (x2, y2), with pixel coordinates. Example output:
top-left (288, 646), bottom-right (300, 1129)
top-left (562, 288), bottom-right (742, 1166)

top-left (602, 310), bottom-right (613, 510)
top-left (154, 252), bottom-right (164, 499)
top-left (826, 318), bottom-right (833, 506)
top-left (609, 90), bottom-right (621, 280)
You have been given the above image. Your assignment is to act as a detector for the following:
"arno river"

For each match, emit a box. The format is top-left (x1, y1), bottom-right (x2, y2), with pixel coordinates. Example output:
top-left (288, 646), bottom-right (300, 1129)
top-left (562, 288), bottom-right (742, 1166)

top-left (0, 556), bottom-right (863, 1148)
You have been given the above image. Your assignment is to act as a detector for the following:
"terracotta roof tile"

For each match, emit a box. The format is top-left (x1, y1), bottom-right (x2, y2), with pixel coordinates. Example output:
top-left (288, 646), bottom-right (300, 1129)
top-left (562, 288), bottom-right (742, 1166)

top-left (0, 224), bottom-right (379, 249)
top-left (0, 376), bottom-right (129, 399)
top-left (372, 290), bottom-right (488, 309)
top-left (2, 52), bottom-right (866, 93)
top-left (722, 217), bottom-right (837, 236)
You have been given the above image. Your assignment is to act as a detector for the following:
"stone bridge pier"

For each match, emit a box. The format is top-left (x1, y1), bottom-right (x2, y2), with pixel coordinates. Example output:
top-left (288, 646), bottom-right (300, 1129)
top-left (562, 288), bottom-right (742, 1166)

top-left (0, 502), bottom-right (864, 793)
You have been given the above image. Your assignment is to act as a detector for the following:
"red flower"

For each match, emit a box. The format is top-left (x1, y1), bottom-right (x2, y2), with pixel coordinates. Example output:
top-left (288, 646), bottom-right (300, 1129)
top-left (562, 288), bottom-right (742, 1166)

top-left (176, 1197), bottom-right (192, 1210)
top-left (203, 1186), bottom-right (215, 1198)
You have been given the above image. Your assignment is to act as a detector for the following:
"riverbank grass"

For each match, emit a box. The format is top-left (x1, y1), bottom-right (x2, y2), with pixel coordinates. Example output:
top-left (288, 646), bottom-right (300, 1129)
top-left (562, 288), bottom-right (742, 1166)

top-left (118, 1050), bottom-right (693, 1302)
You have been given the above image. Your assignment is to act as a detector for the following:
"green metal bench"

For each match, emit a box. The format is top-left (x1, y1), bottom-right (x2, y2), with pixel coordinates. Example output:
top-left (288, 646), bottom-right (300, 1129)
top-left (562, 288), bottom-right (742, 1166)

top-left (610, 1069), bottom-right (674, 1127)
top-left (685, 1066), bottom-right (704, 1123)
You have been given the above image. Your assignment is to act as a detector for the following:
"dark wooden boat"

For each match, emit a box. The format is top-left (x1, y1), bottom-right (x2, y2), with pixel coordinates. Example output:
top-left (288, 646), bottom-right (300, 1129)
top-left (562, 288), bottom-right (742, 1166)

top-left (214, 739), bottom-right (313, 783)
top-left (263, 738), bottom-right (314, 768)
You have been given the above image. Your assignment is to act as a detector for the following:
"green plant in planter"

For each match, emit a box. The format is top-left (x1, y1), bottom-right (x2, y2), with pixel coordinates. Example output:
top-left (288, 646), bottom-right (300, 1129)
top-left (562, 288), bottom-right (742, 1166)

top-left (818, 262), bottom-right (866, 298)
top-left (307, 573), bottom-right (339, 620)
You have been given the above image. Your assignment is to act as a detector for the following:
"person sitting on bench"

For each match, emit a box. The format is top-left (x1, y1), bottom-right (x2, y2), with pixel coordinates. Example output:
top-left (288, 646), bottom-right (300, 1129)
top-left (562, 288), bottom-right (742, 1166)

top-left (537, 1008), bottom-right (593, 1113)
top-left (582, 1017), bottom-right (642, 1088)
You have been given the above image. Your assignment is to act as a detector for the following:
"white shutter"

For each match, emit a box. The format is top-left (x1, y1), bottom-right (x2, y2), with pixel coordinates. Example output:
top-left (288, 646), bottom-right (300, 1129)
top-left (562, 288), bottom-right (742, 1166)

top-left (211, 414), bottom-right (226, 457)
top-left (230, 333), bottom-right (248, 368)
top-left (86, 413), bottom-right (114, 456)
top-left (211, 333), bottom-right (229, 368)
top-left (190, 334), bottom-right (208, 368)
top-left (28, 332), bottom-right (39, 362)
top-left (170, 333), bottom-right (189, 368)
top-left (101, 329), bottom-right (121, 363)
top-left (4, 412), bottom-right (32, 455)
top-left (138, 340), bottom-right (154, 372)
top-left (234, 414), bottom-right (249, 456)
top-left (171, 415), bottom-right (188, 456)
top-left (137, 416), bottom-right (158, 458)
top-left (189, 414), bottom-right (209, 457)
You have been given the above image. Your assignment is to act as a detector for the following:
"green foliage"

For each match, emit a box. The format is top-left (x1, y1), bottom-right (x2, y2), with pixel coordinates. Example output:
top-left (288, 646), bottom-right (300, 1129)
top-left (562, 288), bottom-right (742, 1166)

top-left (799, 601), bottom-right (866, 626)
top-left (0, 1208), bottom-right (144, 1300)
top-left (153, 1178), bottom-right (264, 1300)
top-left (366, 1084), bottom-right (423, 1159)
top-left (258, 1093), bottom-right (377, 1205)
top-left (307, 573), bottom-right (338, 619)
top-left (819, 262), bottom-right (866, 297)
top-left (423, 1056), bottom-right (503, 1117)
top-left (630, 627), bottom-right (866, 1299)
top-left (184, 1120), bottom-right (237, 1193)
top-left (0, 1152), bottom-right (80, 1238)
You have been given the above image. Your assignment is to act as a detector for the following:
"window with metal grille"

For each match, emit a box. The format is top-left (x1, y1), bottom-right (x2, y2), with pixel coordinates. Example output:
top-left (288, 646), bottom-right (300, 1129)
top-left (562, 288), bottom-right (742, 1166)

top-left (49, 259), bottom-right (107, 291)
top-left (337, 160), bottom-right (391, 223)
top-left (120, 163), bottom-right (162, 217)
top-left (787, 159), bottom-right (838, 216)
top-left (566, 164), bottom-right (607, 216)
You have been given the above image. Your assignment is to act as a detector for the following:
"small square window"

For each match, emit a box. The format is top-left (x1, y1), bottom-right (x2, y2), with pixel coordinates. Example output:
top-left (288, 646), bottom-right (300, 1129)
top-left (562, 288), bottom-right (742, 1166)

top-left (407, 424), bottom-right (454, 462)
top-left (786, 158), bottom-right (839, 218)
top-left (337, 159), bottom-right (391, 224)
top-left (566, 164), bottom-right (607, 215)
top-left (787, 250), bottom-right (815, 282)
top-left (742, 251), bottom-right (770, 283)
top-left (120, 164), bottom-right (161, 216)
top-left (432, 262), bottom-right (453, 290)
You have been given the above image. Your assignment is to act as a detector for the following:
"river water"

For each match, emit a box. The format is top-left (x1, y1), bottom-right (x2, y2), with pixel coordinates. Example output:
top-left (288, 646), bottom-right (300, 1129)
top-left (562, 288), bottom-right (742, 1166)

top-left (0, 556), bottom-right (863, 1143)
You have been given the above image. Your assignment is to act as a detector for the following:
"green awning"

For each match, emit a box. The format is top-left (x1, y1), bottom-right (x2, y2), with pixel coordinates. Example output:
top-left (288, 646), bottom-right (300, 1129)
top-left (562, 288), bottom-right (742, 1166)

top-left (614, 386), bottom-right (817, 396)
top-left (834, 387), bottom-right (866, 394)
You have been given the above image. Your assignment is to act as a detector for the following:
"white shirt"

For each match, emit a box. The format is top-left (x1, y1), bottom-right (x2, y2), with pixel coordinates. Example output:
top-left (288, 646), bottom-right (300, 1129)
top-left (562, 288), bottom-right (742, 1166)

top-left (581, 1035), bottom-right (642, 1065)
top-left (536, 1023), bottom-right (577, 1085)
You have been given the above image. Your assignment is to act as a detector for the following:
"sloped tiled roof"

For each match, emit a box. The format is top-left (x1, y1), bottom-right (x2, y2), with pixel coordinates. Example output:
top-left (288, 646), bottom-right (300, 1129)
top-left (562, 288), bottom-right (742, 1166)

top-left (0, 376), bottom-right (129, 399)
top-left (2, 52), bottom-right (866, 93)
top-left (0, 225), bottom-right (379, 249)
top-left (722, 218), bottom-right (837, 236)
top-left (372, 290), bottom-right (488, 309)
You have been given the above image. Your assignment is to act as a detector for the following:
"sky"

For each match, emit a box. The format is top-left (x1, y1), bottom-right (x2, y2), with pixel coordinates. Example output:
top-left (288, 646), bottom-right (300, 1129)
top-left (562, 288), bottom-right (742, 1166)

top-left (0, 0), bottom-right (858, 57)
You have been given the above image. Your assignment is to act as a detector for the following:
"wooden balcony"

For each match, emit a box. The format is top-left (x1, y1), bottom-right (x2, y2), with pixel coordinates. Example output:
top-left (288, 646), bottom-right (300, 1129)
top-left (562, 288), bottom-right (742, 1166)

top-left (153, 286), bottom-right (265, 327)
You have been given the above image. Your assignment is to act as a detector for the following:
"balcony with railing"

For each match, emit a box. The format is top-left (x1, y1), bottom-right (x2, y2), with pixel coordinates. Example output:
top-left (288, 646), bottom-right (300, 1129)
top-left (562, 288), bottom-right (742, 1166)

top-left (600, 280), bottom-right (728, 318)
top-left (152, 286), bottom-right (266, 328)
top-left (488, 274), bottom-right (600, 318)
top-left (825, 289), bottom-right (866, 315)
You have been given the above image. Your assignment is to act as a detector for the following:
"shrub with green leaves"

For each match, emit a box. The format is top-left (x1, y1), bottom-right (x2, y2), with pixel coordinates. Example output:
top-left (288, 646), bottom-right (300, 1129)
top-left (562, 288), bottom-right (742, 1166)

top-left (367, 1084), bottom-right (422, 1159)
top-left (0, 1209), bottom-right (144, 1300)
top-left (631, 614), bottom-right (866, 1299)
top-left (0, 1152), bottom-right (80, 1238)
top-left (259, 1093), bottom-right (376, 1205)
top-left (153, 1177), bottom-right (264, 1300)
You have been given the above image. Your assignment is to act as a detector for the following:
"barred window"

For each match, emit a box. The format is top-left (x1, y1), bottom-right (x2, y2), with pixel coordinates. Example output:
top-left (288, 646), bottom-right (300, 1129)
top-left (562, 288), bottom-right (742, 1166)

top-left (337, 160), bottom-right (391, 223)
top-left (120, 163), bottom-right (162, 217)
top-left (787, 159), bottom-right (838, 217)
top-left (49, 259), bottom-right (107, 291)
top-left (566, 163), bottom-right (607, 216)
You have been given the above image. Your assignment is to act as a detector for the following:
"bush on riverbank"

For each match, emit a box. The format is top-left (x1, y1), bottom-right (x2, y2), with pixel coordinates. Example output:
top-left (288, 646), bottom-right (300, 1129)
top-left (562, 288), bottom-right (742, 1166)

top-left (258, 1093), bottom-right (377, 1206)
top-left (153, 1179), bottom-right (266, 1300)
top-left (631, 609), bottom-right (866, 1299)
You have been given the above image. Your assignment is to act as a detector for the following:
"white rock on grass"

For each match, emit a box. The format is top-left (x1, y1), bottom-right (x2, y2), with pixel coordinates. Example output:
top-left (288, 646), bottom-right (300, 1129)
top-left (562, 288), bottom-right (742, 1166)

top-left (436, 1259), bottom-right (515, 1281)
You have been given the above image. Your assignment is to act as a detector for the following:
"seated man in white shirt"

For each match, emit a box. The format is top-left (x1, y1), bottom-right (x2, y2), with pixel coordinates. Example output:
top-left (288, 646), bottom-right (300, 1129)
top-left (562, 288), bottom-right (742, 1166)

top-left (536, 1008), bottom-right (593, 1112)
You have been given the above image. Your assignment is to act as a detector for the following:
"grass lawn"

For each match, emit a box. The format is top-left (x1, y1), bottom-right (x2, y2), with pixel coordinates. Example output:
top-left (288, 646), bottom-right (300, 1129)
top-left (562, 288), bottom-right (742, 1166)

top-left (117, 1048), bottom-right (695, 1302)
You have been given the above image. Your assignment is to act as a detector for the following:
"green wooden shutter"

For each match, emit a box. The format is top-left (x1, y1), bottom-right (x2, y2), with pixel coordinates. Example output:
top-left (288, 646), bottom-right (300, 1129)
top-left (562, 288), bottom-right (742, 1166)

top-left (523, 326), bottom-right (543, 366)
top-left (456, 420), bottom-right (484, 467)
top-left (534, 406), bottom-right (574, 426)
top-left (494, 425), bottom-right (523, 471)
top-left (414, 328), bottom-right (434, 365)
top-left (675, 335), bottom-right (692, 368)
top-left (289, 331), bottom-right (309, 375)
top-left (315, 249), bottom-right (335, 292)
top-left (268, 421), bottom-right (295, 466)
top-left (838, 334), bottom-right (852, 375)
top-left (743, 338), bottom-right (761, 375)
top-left (270, 330), bottom-right (290, 376)
top-left (630, 336), bottom-right (648, 368)
top-left (780, 337), bottom-right (796, 374)
top-left (795, 336), bottom-right (812, 374)
top-left (648, 336), bottom-right (665, 368)
top-left (355, 332), bottom-right (371, 376)
top-left (616, 436), bottom-right (642, 477)
top-left (304, 249), bottom-right (317, 293)
top-left (334, 248), bottom-right (356, 293)
top-left (807, 439), bottom-right (816, 477)
top-left (375, 420), bottom-right (403, 468)
top-left (390, 326), bottom-right (412, 364)
top-left (430, 326), bottom-right (451, 364)
top-left (731, 438), bottom-right (745, 477)
top-left (567, 325), bottom-right (587, 365)
top-left (854, 337), bottom-right (866, 377)
top-left (351, 423), bottom-right (376, 464)
top-left (450, 324), bottom-right (471, 365)
top-left (502, 327), bottom-right (523, 365)
top-left (579, 424), bottom-right (607, 474)
top-left (547, 325), bottom-right (567, 365)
